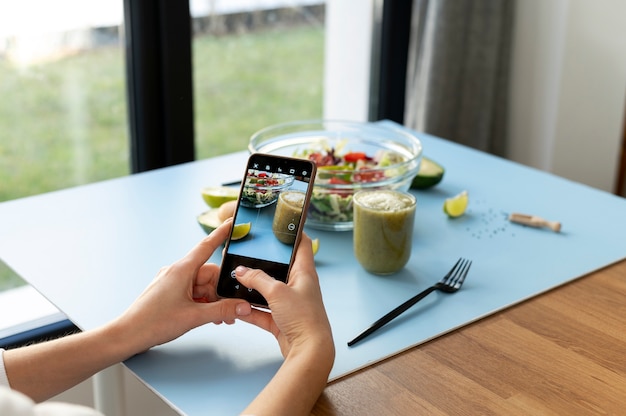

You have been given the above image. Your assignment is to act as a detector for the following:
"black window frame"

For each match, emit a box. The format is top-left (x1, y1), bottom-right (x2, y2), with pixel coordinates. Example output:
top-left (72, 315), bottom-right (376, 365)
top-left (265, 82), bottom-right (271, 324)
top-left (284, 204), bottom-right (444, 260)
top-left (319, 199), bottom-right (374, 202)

top-left (124, 0), bottom-right (195, 173)
top-left (370, 0), bottom-right (413, 124)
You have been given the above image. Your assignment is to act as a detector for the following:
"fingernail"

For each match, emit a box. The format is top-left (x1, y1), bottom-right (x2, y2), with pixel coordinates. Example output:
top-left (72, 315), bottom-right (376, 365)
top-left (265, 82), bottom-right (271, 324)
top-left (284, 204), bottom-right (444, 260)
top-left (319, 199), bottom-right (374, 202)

top-left (235, 265), bottom-right (249, 276)
top-left (236, 302), bottom-right (251, 316)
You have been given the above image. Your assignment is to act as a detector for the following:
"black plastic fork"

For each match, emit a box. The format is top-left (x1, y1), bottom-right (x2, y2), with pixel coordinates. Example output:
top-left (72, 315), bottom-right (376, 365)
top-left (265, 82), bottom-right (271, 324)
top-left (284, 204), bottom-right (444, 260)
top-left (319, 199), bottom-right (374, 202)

top-left (348, 258), bottom-right (472, 347)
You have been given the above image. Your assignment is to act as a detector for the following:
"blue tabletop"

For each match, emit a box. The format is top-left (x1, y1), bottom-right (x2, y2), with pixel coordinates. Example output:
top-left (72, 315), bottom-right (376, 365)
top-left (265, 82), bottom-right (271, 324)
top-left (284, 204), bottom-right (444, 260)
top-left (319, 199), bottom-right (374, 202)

top-left (1, 122), bottom-right (625, 415)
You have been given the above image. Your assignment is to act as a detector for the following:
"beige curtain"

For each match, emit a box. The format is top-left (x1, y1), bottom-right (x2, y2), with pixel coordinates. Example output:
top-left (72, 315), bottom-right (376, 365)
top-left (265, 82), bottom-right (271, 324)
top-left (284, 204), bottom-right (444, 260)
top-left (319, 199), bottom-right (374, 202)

top-left (404, 0), bottom-right (515, 156)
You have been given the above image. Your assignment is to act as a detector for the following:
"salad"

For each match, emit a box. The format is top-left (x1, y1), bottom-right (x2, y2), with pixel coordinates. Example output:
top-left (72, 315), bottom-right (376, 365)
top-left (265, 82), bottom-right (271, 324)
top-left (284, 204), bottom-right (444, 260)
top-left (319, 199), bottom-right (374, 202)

top-left (240, 170), bottom-right (294, 208)
top-left (294, 144), bottom-right (407, 225)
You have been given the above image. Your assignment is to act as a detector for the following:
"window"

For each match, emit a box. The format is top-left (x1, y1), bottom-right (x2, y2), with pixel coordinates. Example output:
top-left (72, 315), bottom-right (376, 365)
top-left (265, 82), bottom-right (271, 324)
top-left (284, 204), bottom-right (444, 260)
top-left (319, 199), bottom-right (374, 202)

top-left (0, 1), bottom-right (128, 294)
top-left (191, 1), bottom-right (326, 158)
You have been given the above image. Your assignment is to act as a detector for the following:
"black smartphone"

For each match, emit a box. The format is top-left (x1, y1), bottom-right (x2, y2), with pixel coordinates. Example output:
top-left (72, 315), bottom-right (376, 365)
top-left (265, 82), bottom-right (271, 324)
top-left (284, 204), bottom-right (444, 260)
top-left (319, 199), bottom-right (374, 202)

top-left (217, 153), bottom-right (316, 307)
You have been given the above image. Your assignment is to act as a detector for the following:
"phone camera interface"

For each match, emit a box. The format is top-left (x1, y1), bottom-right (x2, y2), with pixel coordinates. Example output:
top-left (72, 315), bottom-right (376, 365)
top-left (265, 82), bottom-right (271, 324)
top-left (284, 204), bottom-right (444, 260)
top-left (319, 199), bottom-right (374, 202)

top-left (221, 156), bottom-right (314, 300)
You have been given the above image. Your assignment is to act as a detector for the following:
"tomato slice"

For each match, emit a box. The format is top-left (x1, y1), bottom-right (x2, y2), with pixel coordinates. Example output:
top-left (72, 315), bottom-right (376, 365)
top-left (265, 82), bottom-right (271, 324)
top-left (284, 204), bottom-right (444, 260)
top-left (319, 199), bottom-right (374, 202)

top-left (343, 152), bottom-right (368, 163)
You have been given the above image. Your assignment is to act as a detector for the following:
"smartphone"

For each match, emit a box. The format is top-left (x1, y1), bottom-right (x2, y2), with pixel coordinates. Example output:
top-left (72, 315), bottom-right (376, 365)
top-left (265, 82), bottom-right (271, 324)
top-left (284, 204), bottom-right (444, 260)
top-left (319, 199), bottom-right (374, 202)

top-left (217, 153), bottom-right (316, 307)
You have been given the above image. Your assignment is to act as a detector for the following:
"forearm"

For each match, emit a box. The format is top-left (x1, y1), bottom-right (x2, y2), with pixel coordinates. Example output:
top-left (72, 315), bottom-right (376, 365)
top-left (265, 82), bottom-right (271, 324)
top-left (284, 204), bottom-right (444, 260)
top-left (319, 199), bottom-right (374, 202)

top-left (3, 320), bottom-right (140, 402)
top-left (243, 339), bottom-right (335, 416)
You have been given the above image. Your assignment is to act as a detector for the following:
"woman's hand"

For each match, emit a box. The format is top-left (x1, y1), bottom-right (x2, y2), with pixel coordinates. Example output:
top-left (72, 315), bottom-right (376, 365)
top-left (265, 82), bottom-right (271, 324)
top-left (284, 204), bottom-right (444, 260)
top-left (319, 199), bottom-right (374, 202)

top-left (235, 234), bottom-right (335, 415)
top-left (234, 234), bottom-right (334, 359)
top-left (110, 219), bottom-right (252, 354)
top-left (5, 220), bottom-right (254, 403)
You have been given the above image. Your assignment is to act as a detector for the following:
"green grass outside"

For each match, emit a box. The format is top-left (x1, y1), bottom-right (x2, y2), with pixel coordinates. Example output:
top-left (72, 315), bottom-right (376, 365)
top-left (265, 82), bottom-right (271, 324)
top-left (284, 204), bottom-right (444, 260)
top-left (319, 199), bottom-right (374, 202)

top-left (0, 48), bottom-right (130, 202)
top-left (0, 25), bottom-right (324, 290)
top-left (194, 26), bottom-right (324, 158)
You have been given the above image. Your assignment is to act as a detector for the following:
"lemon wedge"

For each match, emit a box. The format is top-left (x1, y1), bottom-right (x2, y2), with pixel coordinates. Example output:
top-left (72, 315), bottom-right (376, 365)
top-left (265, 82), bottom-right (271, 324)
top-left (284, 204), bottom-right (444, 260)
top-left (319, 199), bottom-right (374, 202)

top-left (443, 190), bottom-right (469, 218)
top-left (231, 222), bottom-right (252, 240)
top-left (197, 211), bottom-right (250, 240)
top-left (311, 238), bottom-right (320, 256)
top-left (201, 186), bottom-right (239, 208)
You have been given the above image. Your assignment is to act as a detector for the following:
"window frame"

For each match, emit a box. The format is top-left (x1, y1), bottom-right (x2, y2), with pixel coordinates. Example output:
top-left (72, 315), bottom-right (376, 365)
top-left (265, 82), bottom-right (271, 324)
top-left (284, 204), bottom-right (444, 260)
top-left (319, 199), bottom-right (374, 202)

top-left (124, 0), bottom-right (195, 173)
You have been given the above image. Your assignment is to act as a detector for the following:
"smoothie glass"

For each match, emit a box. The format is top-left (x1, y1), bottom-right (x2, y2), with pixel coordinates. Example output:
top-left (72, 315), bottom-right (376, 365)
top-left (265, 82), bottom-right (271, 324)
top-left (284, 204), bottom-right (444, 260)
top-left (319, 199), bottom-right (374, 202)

top-left (353, 190), bottom-right (416, 274)
top-left (272, 191), bottom-right (305, 244)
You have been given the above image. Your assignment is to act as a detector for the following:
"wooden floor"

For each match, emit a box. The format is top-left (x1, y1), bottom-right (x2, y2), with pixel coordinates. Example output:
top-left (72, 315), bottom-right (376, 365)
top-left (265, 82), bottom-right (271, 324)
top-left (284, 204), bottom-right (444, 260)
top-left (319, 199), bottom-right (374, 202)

top-left (311, 259), bottom-right (626, 415)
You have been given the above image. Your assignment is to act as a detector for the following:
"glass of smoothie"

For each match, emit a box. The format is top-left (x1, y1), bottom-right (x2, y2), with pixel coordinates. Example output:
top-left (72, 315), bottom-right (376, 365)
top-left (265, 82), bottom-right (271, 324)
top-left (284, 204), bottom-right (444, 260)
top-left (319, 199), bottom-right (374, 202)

top-left (353, 190), bottom-right (416, 275)
top-left (272, 190), bottom-right (305, 245)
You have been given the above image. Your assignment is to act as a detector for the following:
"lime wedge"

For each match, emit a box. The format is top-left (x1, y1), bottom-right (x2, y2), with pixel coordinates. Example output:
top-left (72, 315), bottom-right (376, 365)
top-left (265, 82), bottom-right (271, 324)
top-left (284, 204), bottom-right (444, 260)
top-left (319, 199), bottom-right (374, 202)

top-left (443, 190), bottom-right (468, 218)
top-left (411, 157), bottom-right (445, 189)
top-left (231, 222), bottom-right (252, 240)
top-left (311, 238), bottom-right (320, 256)
top-left (201, 186), bottom-right (239, 208)
top-left (197, 209), bottom-right (223, 234)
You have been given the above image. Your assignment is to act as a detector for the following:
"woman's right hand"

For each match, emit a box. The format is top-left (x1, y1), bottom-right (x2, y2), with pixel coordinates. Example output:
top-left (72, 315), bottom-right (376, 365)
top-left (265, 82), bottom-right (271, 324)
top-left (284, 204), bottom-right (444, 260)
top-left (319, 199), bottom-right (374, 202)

top-left (234, 234), bottom-right (334, 360)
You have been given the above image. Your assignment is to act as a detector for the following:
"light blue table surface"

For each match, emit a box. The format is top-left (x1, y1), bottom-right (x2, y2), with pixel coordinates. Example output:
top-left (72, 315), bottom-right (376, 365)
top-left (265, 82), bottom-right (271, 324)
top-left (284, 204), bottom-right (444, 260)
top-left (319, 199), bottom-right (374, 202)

top-left (1, 123), bottom-right (626, 415)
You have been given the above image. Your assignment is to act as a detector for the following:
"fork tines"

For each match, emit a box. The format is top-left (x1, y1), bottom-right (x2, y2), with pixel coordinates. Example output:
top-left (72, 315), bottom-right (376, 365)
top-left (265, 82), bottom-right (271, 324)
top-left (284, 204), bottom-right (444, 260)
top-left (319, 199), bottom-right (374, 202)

top-left (445, 257), bottom-right (472, 288)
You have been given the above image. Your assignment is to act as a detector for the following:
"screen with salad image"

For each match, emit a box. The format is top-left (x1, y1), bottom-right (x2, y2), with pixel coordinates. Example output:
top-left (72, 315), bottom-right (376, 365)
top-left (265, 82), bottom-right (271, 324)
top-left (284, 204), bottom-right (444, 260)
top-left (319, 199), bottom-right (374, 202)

top-left (217, 153), bottom-right (316, 306)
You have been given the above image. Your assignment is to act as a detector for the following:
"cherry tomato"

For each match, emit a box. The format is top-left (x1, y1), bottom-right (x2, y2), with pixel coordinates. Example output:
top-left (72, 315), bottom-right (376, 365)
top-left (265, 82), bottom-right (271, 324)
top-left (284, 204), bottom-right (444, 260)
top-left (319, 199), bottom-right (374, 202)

top-left (343, 152), bottom-right (369, 163)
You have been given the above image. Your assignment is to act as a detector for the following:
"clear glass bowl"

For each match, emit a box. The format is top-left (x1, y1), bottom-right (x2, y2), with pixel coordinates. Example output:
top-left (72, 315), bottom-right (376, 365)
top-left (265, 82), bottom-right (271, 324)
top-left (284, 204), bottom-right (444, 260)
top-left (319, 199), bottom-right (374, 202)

top-left (249, 120), bottom-right (423, 231)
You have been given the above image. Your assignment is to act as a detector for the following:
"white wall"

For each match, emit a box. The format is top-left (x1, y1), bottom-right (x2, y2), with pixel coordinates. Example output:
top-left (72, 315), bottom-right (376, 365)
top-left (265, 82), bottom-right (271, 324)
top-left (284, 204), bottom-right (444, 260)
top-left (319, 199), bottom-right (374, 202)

top-left (324, 0), bottom-right (626, 193)
top-left (508, 0), bottom-right (626, 192)
top-left (323, 0), bottom-right (374, 121)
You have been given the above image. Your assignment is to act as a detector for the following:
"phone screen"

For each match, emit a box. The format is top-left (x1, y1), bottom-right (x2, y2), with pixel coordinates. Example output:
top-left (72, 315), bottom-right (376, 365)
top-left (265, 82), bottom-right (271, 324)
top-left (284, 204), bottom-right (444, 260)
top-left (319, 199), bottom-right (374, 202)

top-left (217, 153), bottom-right (316, 307)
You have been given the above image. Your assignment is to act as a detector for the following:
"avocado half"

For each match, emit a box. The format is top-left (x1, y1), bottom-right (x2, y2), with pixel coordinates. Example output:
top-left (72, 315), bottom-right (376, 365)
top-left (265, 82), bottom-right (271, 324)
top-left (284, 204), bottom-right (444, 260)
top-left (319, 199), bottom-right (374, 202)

top-left (410, 157), bottom-right (445, 189)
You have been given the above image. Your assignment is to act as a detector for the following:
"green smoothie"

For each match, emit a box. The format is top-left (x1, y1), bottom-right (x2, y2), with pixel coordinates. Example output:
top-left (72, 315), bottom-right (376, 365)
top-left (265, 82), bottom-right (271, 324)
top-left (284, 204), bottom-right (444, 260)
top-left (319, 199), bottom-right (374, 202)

top-left (272, 191), bottom-right (305, 244)
top-left (353, 190), bottom-right (416, 274)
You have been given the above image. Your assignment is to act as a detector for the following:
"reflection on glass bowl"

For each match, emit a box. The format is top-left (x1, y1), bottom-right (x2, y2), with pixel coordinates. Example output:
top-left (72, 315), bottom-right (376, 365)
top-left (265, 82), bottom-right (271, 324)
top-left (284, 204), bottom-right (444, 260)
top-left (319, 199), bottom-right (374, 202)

top-left (249, 120), bottom-right (422, 231)
top-left (240, 170), bottom-right (295, 208)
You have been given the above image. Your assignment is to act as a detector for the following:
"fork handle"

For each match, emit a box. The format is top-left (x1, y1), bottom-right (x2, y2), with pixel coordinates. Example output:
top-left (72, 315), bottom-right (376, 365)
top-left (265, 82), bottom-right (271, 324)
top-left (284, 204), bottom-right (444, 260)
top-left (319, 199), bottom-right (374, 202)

top-left (347, 286), bottom-right (437, 347)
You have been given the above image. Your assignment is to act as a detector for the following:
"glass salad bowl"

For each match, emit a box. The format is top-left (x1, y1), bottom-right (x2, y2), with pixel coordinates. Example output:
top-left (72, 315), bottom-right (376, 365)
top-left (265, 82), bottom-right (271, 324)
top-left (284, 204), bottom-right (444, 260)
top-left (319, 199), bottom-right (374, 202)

top-left (249, 120), bottom-right (423, 231)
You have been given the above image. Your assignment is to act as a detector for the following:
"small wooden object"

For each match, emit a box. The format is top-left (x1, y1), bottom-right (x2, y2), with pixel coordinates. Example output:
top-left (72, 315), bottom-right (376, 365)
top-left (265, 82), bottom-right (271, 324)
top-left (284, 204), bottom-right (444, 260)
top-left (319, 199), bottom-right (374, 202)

top-left (508, 213), bottom-right (561, 232)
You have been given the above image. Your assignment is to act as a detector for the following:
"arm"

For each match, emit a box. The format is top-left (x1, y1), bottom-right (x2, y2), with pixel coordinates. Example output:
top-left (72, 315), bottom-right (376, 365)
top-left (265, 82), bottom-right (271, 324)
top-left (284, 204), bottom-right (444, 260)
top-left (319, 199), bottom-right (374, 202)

top-left (3, 220), bottom-right (253, 402)
top-left (236, 235), bottom-right (335, 416)
top-left (3, 323), bottom-right (141, 403)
